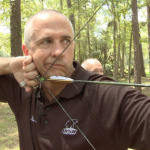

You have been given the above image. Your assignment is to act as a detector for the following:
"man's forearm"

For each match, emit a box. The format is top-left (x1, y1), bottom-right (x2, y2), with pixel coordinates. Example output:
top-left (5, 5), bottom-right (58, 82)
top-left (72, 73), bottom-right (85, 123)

top-left (0, 57), bottom-right (13, 75)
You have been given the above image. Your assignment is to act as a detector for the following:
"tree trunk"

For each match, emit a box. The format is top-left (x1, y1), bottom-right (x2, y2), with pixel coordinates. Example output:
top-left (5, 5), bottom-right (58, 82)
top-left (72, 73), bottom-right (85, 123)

top-left (139, 35), bottom-right (146, 77)
top-left (66, 0), bottom-right (75, 59)
top-left (87, 23), bottom-right (91, 58)
top-left (66, 0), bottom-right (75, 33)
top-left (128, 30), bottom-right (133, 83)
top-left (104, 46), bottom-right (107, 72)
top-left (10, 0), bottom-right (23, 56)
top-left (113, 14), bottom-right (117, 81)
top-left (77, 0), bottom-right (81, 63)
top-left (121, 39), bottom-right (125, 78)
top-left (84, 6), bottom-right (91, 58)
top-left (95, 39), bottom-right (97, 52)
top-left (147, 1), bottom-right (150, 76)
top-left (117, 15), bottom-right (120, 78)
top-left (132, 0), bottom-right (141, 91)
top-left (120, 15), bottom-right (126, 78)
top-left (60, 0), bottom-right (63, 10)
top-left (110, 1), bottom-right (118, 81)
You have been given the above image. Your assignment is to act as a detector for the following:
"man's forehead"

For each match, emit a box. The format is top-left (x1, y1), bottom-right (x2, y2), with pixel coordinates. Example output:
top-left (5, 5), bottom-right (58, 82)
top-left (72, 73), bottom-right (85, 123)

top-left (32, 12), bottom-right (68, 24)
top-left (29, 13), bottom-right (73, 38)
top-left (37, 12), bottom-right (62, 19)
top-left (88, 59), bottom-right (101, 65)
top-left (36, 14), bottom-right (51, 21)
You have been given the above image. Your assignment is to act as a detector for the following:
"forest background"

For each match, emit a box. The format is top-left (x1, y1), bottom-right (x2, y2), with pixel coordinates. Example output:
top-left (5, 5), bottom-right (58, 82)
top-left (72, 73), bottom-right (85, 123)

top-left (0, 0), bottom-right (150, 149)
top-left (0, 0), bottom-right (150, 90)
top-left (0, 0), bottom-right (150, 85)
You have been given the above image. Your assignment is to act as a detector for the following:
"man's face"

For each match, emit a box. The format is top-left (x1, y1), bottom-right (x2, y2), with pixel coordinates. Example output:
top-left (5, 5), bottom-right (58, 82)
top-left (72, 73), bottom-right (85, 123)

top-left (25, 12), bottom-right (75, 79)
top-left (87, 60), bottom-right (103, 75)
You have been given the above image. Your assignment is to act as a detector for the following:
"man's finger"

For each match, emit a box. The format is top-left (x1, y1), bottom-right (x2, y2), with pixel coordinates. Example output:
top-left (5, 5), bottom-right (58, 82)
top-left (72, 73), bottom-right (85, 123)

top-left (23, 55), bottom-right (33, 66)
top-left (22, 62), bottom-right (37, 72)
top-left (24, 70), bottom-right (39, 80)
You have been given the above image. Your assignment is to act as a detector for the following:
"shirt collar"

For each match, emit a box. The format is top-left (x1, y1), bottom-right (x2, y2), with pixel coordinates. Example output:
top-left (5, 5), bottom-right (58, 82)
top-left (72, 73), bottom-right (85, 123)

top-left (36, 61), bottom-right (90, 102)
top-left (59, 61), bottom-right (89, 98)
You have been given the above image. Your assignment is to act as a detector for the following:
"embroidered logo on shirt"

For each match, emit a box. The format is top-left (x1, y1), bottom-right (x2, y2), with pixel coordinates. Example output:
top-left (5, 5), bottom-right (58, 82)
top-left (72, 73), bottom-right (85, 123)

top-left (62, 119), bottom-right (78, 135)
top-left (30, 116), bottom-right (37, 123)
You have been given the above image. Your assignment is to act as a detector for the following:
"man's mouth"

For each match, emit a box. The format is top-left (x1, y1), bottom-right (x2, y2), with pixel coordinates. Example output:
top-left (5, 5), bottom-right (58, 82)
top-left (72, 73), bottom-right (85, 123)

top-left (45, 63), bottom-right (64, 69)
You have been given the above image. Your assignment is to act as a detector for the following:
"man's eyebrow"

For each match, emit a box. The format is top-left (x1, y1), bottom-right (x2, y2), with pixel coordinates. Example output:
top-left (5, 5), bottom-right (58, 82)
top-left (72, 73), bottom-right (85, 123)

top-left (62, 35), bottom-right (72, 39)
top-left (36, 36), bottom-right (52, 43)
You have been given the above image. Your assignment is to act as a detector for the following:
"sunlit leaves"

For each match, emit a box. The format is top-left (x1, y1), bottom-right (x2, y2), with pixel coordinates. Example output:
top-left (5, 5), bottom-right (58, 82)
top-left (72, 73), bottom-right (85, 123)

top-left (0, 32), bottom-right (10, 56)
top-left (0, 0), bottom-right (149, 73)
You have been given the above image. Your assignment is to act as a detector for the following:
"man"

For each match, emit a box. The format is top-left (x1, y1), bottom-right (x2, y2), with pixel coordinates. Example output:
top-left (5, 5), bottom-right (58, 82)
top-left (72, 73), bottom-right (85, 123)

top-left (81, 58), bottom-right (104, 75)
top-left (0, 10), bottom-right (150, 150)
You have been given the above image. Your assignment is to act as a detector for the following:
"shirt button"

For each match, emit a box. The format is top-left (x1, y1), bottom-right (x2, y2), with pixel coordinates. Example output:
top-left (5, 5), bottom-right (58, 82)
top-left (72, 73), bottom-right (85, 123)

top-left (45, 120), bottom-right (48, 125)
top-left (46, 107), bottom-right (50, 111)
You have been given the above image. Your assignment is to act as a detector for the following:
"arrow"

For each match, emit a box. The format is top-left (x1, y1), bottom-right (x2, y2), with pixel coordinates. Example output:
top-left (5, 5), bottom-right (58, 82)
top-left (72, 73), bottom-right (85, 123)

top-left (39, 76), bottom-right (150, 87)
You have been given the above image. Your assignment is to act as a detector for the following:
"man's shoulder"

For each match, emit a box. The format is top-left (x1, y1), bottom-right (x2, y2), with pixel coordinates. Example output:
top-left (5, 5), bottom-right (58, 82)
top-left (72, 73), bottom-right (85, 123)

top-left (88, 72), bottom-right (115, 82)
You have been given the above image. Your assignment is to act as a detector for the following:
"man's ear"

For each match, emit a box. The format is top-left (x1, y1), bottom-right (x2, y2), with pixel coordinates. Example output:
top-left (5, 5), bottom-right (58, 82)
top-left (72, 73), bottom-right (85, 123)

top-left (22, 44), bottom-right (29, 56)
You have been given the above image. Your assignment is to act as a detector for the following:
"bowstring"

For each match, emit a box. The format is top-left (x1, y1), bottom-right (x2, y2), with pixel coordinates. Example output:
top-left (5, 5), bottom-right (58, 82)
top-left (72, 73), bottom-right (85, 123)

top-left (39, 1), bottom-right (107, 149)
top-left (42, 82), bottom-right (96, 150)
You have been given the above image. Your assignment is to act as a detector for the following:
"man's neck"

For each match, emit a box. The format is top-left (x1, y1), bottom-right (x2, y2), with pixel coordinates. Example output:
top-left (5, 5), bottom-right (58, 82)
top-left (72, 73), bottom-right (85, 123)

top-left (42, 66), bottom-right (75, 101)
top-left (42, 81), bottom-right (67, 101)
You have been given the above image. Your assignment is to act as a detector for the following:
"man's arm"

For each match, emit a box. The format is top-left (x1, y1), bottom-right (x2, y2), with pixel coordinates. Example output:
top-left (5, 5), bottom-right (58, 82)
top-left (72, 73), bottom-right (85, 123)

top-left (0, 57), bottom-right (13, 75)
top-left (0, 56), bottom-right (39, 92)
top-left (0, 56), bottom-right (27, 83)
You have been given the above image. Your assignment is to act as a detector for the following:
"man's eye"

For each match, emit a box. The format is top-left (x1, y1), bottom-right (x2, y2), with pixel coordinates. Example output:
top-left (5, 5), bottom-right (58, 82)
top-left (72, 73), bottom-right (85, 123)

top-left (63, 39), bottom-right (70, 44)
top-left (94, 70), bottom-right (99, 73)
top-left (43, 40), bottom-right (51, 44)
top-left (39, 40), bottom-right (52, 49)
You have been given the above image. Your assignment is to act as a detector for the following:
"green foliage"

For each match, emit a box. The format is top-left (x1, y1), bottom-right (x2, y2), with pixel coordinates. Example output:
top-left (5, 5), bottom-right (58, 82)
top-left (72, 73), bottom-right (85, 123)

top-left (0, 32), bottom-right (10, 56)
top-left (0, 49), bottom-right (10, 57)
top-left (105, 63), bottom-right (112, 71)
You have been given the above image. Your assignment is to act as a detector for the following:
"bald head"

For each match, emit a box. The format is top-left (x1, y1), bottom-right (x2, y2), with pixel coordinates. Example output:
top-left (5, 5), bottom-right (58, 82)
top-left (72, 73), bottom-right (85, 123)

top-left (81, 58), bottom-right (103, 75)
top-left (24, 9), bottom-right (74, 48)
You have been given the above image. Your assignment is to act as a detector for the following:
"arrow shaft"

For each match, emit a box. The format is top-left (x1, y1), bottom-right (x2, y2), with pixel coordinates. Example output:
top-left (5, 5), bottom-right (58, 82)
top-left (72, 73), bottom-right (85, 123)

top-left (39, 77), bottom-right (150, 87)
top-left (73, 80), bottom-right (150, 87)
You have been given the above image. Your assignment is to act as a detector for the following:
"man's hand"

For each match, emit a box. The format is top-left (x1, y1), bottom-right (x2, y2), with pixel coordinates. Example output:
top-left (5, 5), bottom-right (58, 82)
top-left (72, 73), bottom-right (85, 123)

top-left (10, 56), bottom-right (39, 92)
top-left (22, 55), bottom-right (39, 92)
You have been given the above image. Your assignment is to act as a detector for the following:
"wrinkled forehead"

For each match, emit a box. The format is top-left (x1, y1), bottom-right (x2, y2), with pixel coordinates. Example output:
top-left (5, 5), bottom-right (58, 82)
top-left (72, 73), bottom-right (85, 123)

top-left (30, 12), bottom-right (73, 36)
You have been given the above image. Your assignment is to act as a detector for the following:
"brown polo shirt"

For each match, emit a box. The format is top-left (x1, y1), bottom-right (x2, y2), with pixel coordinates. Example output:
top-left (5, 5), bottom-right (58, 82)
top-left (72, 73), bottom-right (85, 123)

top-left (1, 61), bottom-right (150, 150)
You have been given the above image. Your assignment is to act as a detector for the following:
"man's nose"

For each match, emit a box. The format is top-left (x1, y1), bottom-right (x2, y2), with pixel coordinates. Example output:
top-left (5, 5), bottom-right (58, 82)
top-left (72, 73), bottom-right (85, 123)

top-left (51, 42), bottom-right (64, 57)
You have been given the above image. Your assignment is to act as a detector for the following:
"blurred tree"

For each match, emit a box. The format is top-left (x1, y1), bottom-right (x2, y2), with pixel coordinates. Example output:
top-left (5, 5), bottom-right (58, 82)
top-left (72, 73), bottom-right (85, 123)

top-left (10, 0), bottom-right (23, 56)
top-left (66, 0), bottom-right (75, 58)
top-left (132, 0), bottom-right (141, 91)
top-left (60, 0), bottom-right (63, 10)
top-left (147, 0), bottom-right (150, 76)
